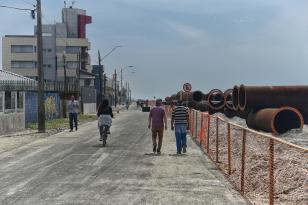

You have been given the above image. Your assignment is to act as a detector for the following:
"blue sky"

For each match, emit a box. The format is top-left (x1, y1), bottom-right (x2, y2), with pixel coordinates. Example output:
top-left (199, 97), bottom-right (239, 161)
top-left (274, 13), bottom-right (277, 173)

top-left (1, 0), bottom-right (308, 99)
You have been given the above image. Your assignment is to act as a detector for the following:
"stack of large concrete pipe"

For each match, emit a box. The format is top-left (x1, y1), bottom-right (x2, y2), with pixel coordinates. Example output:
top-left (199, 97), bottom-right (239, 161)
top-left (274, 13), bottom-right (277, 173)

top-left (232, 85), bottom-right (306, 134)
top-left (187, 85), bottom-right (307, 134)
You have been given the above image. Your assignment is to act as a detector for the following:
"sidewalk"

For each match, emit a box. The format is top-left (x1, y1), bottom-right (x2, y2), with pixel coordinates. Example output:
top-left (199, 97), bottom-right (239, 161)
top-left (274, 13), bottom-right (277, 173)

top-left (0, 109), bottom-right (247, 204)
top-left (140, 124), bottom-right (248, 205)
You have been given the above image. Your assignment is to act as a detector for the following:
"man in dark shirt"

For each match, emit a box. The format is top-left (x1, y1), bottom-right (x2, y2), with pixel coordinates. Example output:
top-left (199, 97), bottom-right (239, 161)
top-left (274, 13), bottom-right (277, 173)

top-left (148, 99), bottom-right (167, 154)
top-left (171, 100), bottom-right (189, 154)
top-left (68, 95), bottom-right (79, 132)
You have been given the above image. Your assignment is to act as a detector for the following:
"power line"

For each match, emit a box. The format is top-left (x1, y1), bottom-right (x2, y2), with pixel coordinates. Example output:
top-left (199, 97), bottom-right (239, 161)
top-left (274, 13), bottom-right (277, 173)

top-left (21, 0), bottom-right (36, 6)
top-left (0, 4), bottom-right (33, 11)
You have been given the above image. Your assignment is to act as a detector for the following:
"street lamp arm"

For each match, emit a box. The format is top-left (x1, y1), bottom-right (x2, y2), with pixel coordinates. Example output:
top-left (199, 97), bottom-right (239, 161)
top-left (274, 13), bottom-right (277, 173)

top-left (101, 45), bottom-right (123, 61)
top-left (121, 65), bottom-right (134, 72)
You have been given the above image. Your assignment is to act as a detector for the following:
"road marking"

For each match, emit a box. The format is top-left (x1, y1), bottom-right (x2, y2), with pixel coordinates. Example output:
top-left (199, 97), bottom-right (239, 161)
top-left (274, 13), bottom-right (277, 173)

top-left (6, 174), bottom-right (37, 196)
top-left (1, 145), bottom-right (53, 169)
top-left (93, 153), bottom-right (109, 166)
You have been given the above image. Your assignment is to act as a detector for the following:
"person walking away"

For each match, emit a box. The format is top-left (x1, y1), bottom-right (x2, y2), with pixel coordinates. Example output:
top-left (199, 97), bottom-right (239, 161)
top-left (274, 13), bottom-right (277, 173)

top-left (126, 100), bottom-right (129, 110)
top-left (97, 99), bottom-right (114, 140)
top-left (148, 99), bottom-right (167, 154)
top-left (68, 95), bottom-right (79, 132)
top-left (171, 100), bottom-right (189, 154)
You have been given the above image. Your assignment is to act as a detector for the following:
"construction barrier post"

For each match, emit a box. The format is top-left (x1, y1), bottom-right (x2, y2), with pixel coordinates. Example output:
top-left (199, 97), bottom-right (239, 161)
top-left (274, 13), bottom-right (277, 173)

top-left (195, 111), bottom-right (198, 138)
top-left (241, 129), bottom-right (246, 193)
top-left (207, 115), bottom-right (210, 154)
top-left (269, 139), bottom-right (275, 205)
top-left (216, 117), bottom-right (219, 163)
top-left (200, 114), bottom-right (204, 146)
top-left (227, 123), bottom-right (231, 175)
top-left (192, 110), bottom-right (195, 137)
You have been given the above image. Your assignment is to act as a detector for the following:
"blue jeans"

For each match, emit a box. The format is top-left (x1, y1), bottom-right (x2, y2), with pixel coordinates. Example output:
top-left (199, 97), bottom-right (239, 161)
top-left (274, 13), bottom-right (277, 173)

top-left (175, 124), bottom-right (187, 153)
top-left (69, 113), bottom-right (78, 130)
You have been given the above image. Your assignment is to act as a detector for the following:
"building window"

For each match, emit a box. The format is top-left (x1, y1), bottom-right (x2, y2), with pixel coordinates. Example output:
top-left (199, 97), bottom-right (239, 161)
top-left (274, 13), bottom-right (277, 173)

top-left (85, 79), bottom-right (91, 86)
top-left (56, 46), bottom-right (66, 53)
top-left (43, 48), bottom-right (52, 52)
top-left (66, 46), bottom-right (81, 54)
top-left (11, 61), bottom-right (37, 69)
top-left (42, 33), bottom-right (52, 37)
top-left (67, 61), bottom-right (78, 69)
top-left (11, 45), bottom-right (36, 53)
top-left (17, 91), bottom-right (23, 109)
top-left (5, 91), bottom-right (15, 110)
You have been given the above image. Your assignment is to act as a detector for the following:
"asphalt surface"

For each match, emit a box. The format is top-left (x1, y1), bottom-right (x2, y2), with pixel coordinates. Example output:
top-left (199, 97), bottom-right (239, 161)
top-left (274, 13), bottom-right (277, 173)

top-left (0, 108), bottom-right (247, 205)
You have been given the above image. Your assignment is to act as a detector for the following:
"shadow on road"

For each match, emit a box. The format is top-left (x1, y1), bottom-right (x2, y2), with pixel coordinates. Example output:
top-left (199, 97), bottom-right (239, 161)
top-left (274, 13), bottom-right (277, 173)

top-left (168, 154), bottom-right (188, 157)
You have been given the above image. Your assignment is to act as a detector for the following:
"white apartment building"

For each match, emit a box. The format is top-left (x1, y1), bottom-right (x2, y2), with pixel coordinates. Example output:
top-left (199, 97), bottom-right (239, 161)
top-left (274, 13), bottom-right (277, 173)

top-left (2, 6), bottom-right (92, 81)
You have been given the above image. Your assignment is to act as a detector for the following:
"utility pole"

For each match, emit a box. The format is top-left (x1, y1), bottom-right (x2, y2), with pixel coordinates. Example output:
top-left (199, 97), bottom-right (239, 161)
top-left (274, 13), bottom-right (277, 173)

top-left (114, 69), bottom-right (117, 107)
top-left (63, 53), bottom-right (67, 92)
top-left (98, 50), bottom-right (103, 104)
top-left (55, 55), bottom-right (58, 82)
top-left (126, 81), bottom-right (128, 103)
top-left (37, 0), bottom-right (45, 132)
top-left (120, 69), bottom-right (123, 105)
top-left (77, 52), bottom-right (81, 100)
top-left (128, 82), bottom-right (130, 104)
top-left (129, 89), bottom-right (131, 104)
top-left (103, 74), bottom-right (107, 95)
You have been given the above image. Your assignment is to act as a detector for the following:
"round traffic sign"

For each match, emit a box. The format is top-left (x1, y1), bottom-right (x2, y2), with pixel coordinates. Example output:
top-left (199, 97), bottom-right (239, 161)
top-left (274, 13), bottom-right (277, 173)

top-left (183, 83), bottom-right (192, 92)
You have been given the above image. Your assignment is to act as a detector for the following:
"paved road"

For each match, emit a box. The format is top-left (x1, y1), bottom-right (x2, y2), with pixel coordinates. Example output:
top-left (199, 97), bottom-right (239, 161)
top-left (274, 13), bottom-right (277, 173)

top-left (0, 109), bottom-right (247, 205)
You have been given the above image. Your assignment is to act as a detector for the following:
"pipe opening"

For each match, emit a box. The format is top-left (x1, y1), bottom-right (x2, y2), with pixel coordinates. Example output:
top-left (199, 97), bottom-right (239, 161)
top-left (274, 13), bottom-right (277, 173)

top-left (192, 91), bottom-right (203, 102)
top-left (238, 84), bottom-right (246, 111)
top-left (273, 109), bottom-right (303, 134)
top-left (226, 94), bottom-right (233, 110)
top-left (208, 89), bottom-right (224, 110)
top-left (224, 89), bottom-right (234, 110)
top-left (232, 86), bottom-right (239, 110)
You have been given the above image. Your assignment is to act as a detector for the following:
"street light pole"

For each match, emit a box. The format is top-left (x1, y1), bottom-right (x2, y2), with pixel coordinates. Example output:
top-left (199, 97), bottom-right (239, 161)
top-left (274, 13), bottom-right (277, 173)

top-left (128, 82), bottom-right (130, 103)
top-left (97, 45), bottom-right (122, 105)
top-left (63, 52), bottom-right (67, 93)
top-left (120, 69), bottom-right (123, 104)
top-left (120, 65), bottom-right (134, 104)
top-left (114, 69), bottom-right (117, 107)
top-left (101, 45), bottom-right (123, 61)
top-left (98, 50), bottom-right (103, 104)
top-left (37, 0), bottom-right (45, 133)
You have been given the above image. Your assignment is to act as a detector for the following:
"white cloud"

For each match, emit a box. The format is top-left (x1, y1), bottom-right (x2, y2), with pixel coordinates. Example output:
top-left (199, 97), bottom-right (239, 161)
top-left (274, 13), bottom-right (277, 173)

top-left (165, 21), bottom-right (208, 44)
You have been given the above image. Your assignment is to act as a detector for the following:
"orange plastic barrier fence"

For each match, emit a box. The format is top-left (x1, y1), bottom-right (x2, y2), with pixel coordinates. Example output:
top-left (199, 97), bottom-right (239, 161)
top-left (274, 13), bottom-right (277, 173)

top-left (188, 108), bottom-right (307, 205)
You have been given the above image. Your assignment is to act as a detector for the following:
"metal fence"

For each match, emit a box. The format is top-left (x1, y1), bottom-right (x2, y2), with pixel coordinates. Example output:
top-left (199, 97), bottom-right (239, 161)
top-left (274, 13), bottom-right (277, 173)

top-left (0, 79), bottom-right (79, 93)
top-left (188, 109), bottom-right (307, 205)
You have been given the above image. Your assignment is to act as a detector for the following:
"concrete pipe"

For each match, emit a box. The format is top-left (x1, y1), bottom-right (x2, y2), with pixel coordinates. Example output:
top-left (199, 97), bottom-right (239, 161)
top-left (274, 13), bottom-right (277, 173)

top-left (246, 107), bottom-right (304, 134)
top-left (232, 85), bottom-right (239, 111)
top-left (170, 94), bottom-right (177, 101)
top-left (182, 100), bottom-right (196, 108)
top-left (194, 102), bottom-right (208, 112)
top-left (238, 84), bottom-right (308, 123)
top-left (235, 109), bottom-right (251, 119)
top-left (224, 89), bottom-right (234, 110)
top-left (192, 90), bottom-right (208, 102)
top-left (238, 84), bottom-right (308, 110)
top-left (207, 89), bottom-right (225, 110)
top-left (224, 108), bottom-right (236, 118)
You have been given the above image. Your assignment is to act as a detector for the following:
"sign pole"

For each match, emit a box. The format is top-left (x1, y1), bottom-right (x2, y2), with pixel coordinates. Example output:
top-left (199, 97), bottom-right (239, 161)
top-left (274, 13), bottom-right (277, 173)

top-left (183, 82), bottom-right (192, 108)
